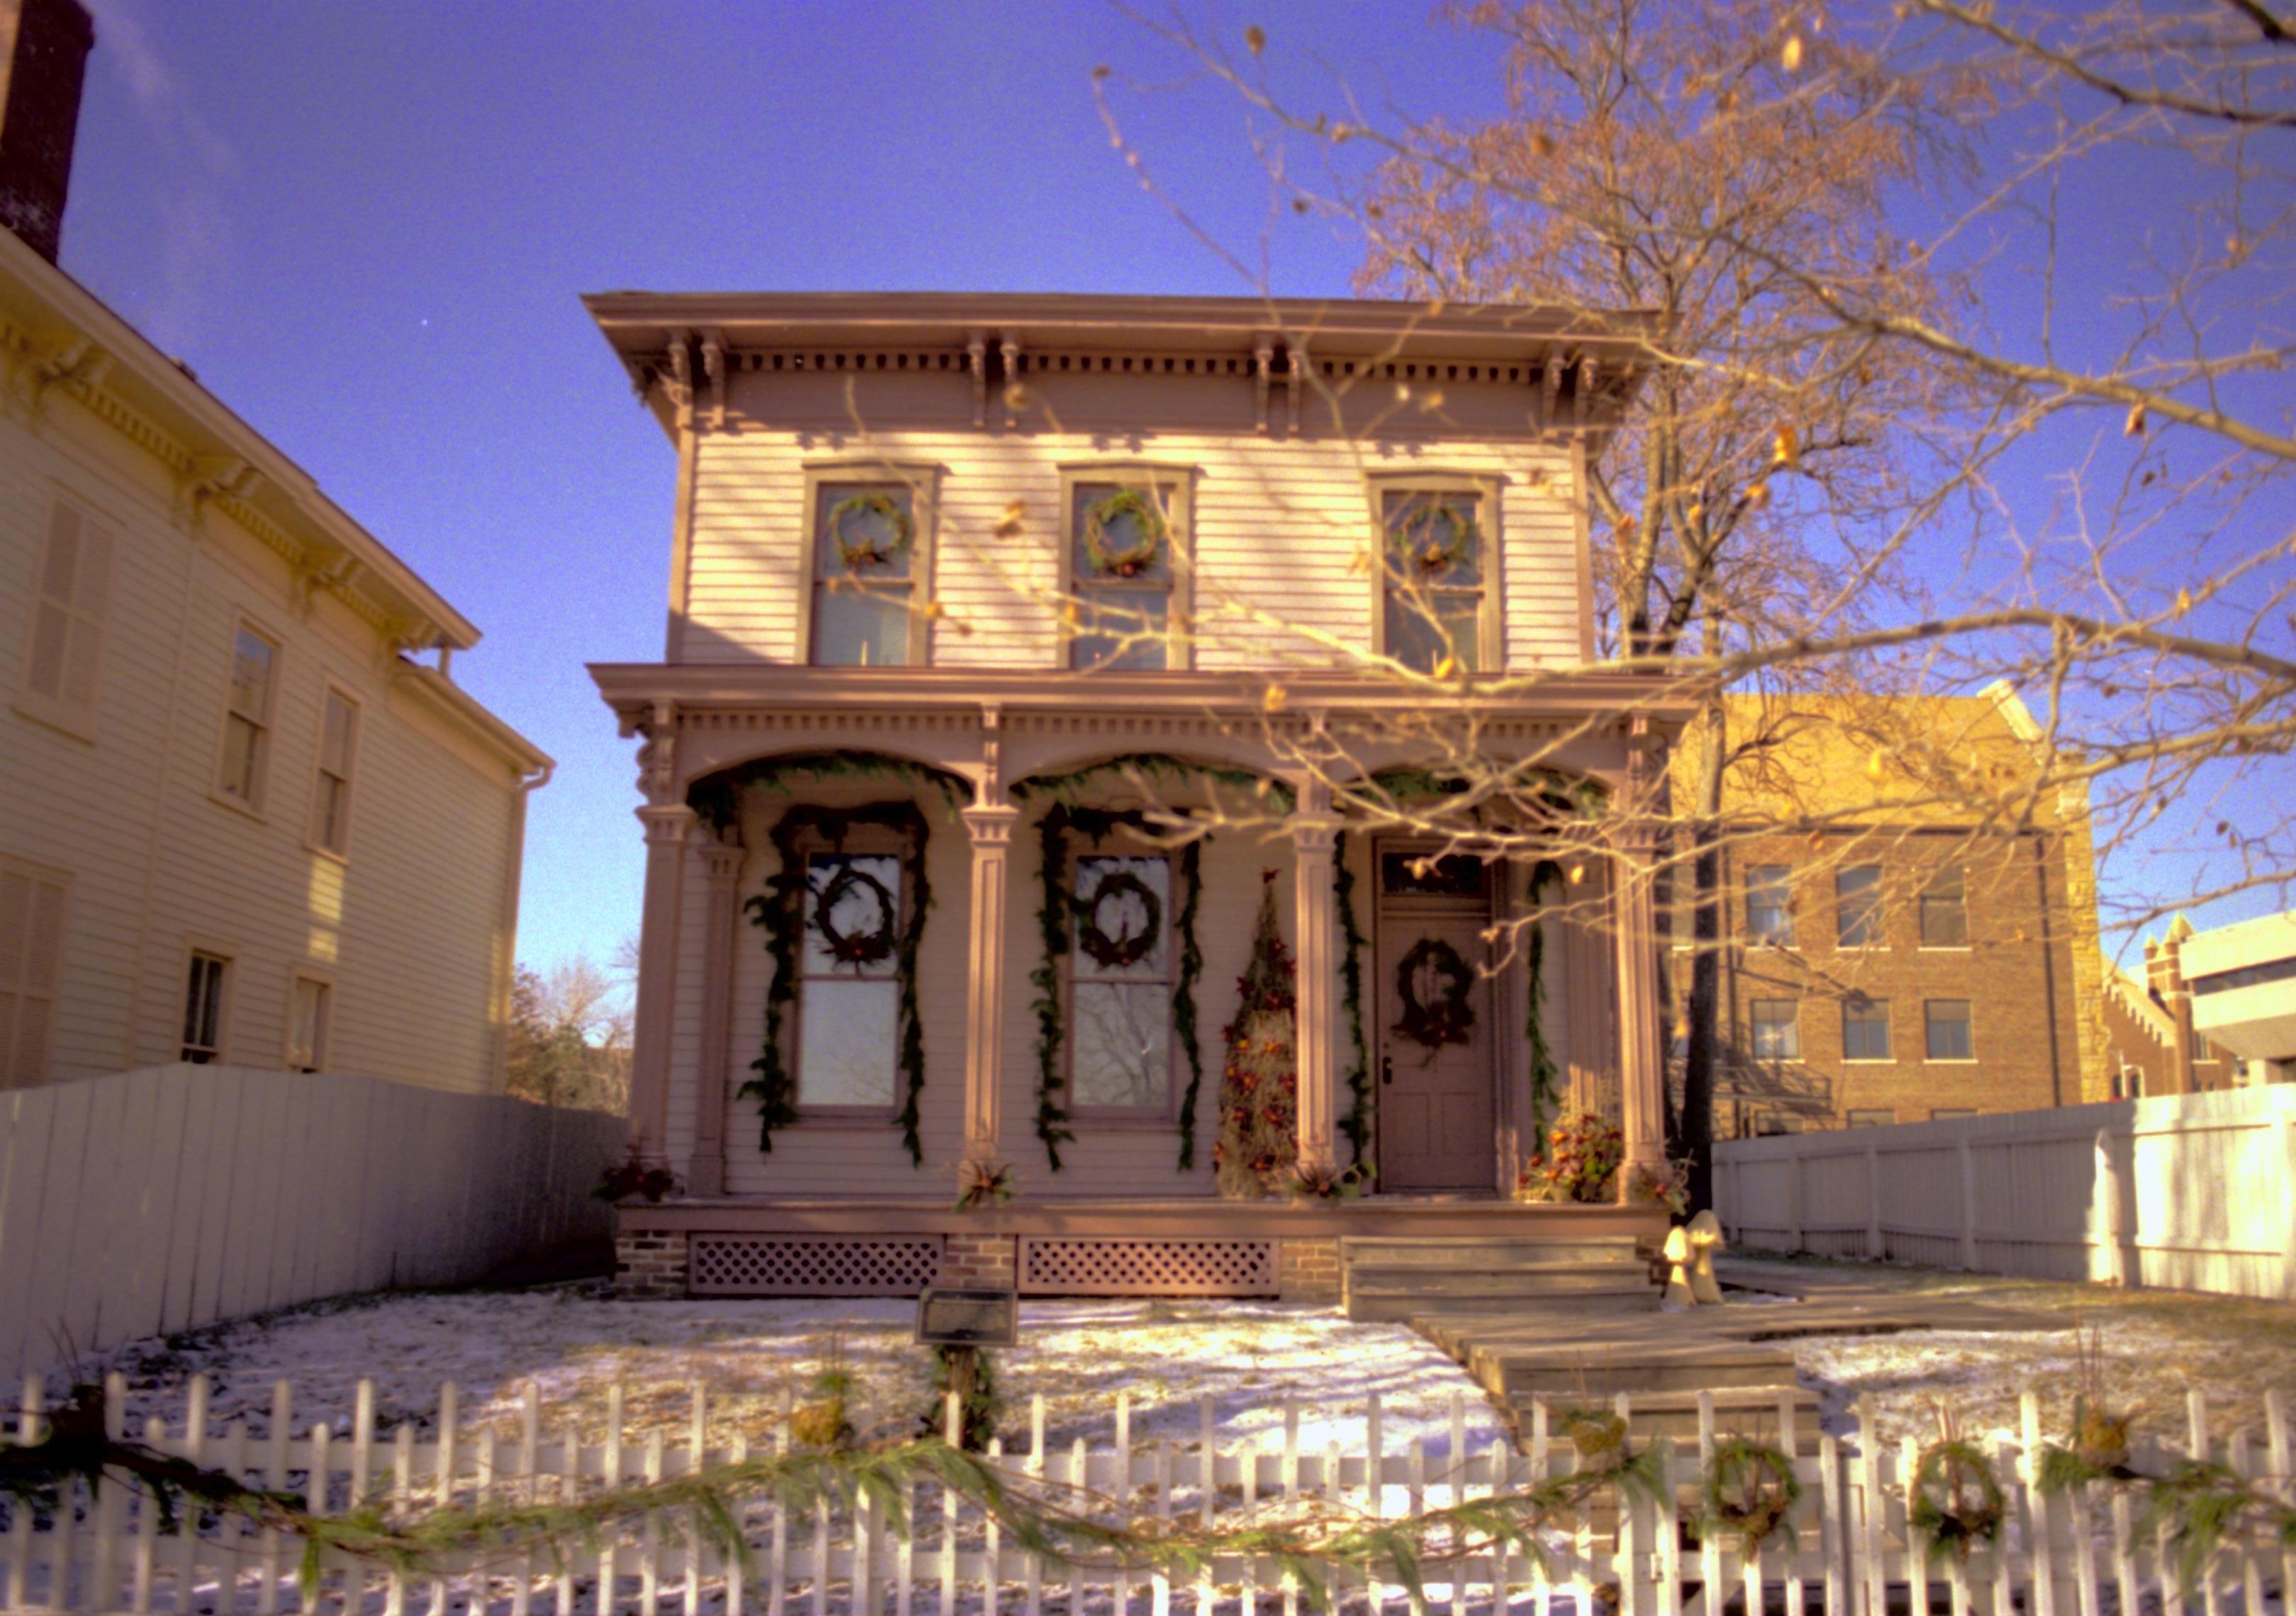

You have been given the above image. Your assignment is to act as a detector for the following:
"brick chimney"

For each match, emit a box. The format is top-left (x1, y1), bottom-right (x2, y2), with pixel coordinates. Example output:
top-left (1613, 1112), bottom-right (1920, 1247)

top-left (0, 0), bottom-right (93, 262)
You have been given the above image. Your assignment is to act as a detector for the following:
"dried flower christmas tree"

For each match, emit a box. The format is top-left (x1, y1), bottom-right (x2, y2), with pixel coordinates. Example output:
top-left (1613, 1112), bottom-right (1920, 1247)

top-left (1214, 871), bottom-right (1298, 1199)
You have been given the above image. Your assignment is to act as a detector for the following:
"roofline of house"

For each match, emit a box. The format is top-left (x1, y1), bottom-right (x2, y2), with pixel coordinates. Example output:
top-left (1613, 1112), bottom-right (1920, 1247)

top-left (391, 661), bottom-right (553, 775)
top-left (0, 227), bottom-right (483, 651)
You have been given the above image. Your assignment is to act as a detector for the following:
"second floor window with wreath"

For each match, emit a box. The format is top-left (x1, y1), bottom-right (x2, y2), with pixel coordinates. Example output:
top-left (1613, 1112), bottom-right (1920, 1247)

top-left (811, 482), bottom-right (921, 667)
top-left (1069, 853), bottom-right (1173, 1111)
top-left (1070, 481), bottom-right (1177, 670)
top-left (1381, 488), bottom-right (1489, 673)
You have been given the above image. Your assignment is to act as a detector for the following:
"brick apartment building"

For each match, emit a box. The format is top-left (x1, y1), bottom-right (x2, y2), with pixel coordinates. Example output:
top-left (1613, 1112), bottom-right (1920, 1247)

top-left (1671, 685), bottom-right (2109, 1134)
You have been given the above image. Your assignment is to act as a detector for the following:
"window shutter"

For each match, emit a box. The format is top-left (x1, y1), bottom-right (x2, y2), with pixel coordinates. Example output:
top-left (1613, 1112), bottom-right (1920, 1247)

top-left (0, 866), bottom-right (66, 1089)
top-left (62, 514), bottom-right (113, 707)
top-left (25, 503), bottom-right (78, 699)
top-left (23, 500), bottom-right (114, 717)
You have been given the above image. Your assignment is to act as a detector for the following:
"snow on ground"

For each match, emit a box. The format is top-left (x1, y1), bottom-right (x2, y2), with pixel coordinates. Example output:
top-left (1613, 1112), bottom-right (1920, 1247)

top-left (101, 1290), bottom-right (1509, 1461)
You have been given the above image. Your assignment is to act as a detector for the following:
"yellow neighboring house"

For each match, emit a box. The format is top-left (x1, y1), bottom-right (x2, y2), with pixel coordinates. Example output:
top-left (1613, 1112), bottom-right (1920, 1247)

top-left (0, 217), bottom-right (548, 1094)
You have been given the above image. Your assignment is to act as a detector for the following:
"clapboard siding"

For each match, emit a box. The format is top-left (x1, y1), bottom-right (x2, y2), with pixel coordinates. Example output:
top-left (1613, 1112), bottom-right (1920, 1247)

top-left (681, 429), bottom-right (1584, 673)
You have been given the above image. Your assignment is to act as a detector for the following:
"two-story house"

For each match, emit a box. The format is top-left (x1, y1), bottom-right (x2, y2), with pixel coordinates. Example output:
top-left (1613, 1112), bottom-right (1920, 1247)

top-left (587, 293), bottom-right (1692, 1304)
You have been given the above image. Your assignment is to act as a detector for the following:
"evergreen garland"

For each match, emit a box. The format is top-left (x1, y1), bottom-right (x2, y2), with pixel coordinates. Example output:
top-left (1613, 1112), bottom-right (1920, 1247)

top-left (1523, 858), bottom-right (1565, 1162)
top-left (737, 800), bottom-right (935, 1165)
top-left (690, 751), bottom-right (967, 833)
top-left (1026, 803), bottom-right (1205, 1172)
top-left (1013, 752), bottom-right (1295, 814)
top-left (1333, 840), bottom-right (1373, 1168)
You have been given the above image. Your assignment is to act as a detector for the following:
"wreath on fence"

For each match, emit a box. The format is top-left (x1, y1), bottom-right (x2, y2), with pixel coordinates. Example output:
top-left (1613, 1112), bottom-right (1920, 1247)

top-left (1699, 1440), bottom-right (1803, 1559)
top-left (827, 493), bottom-right (914, 571)
top-left (1909, 1438), bottom-right (2007, 1564)
top-left (1076, 867), bottom-right (1163, 970)
top-left (1392, 937), bottom-right (1477, 1049)
top-left (1082, 488), bottom-right (1166, 578)
top-left (814, 863), bottom-right (900, 967)
top-left (1388, 498), bottom-right (1479, 577)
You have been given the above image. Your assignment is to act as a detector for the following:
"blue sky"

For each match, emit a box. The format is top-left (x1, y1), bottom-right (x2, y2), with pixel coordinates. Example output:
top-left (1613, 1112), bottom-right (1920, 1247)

top-left (60, 3), bottom-right (2287, 983)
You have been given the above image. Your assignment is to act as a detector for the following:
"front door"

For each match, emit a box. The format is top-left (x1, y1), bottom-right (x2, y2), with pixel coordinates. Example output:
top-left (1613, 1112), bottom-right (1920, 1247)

top-left (1373, 858), bottom-right (1497, 1192)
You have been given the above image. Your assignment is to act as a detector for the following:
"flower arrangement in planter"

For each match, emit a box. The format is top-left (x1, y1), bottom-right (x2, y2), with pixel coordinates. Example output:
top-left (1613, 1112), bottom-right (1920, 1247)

top-left (592, 1141), bottom-right (678, 1204)
top-left (1516, 1113), bottom-right (1624, 1203)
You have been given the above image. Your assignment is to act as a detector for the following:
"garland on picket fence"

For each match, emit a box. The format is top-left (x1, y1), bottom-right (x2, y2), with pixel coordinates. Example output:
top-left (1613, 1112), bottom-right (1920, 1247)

top-left (736, 801), bottom-right (934, 1163)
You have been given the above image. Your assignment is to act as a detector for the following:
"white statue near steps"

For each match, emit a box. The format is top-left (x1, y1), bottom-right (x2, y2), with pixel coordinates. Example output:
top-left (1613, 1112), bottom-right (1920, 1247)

top-left (1661, 1209), bottom-right (1727, 1308)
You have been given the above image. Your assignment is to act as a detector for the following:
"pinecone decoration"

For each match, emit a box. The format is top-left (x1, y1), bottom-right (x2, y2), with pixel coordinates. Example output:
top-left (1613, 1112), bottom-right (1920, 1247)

top-left (1215, 872), bottom-right (1300, 1199)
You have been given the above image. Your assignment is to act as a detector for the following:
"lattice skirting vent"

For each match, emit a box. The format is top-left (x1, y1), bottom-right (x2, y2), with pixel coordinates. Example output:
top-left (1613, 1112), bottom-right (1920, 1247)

top-left (1018, 1238), bottom-right (1277, 1297)
top-left (688, 1236), bottom-right (944, 1296)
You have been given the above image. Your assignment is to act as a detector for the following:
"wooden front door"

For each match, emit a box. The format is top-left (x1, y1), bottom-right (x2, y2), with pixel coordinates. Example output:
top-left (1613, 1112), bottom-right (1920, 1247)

top-left (1374, 904), bottom-right (1497, 1192)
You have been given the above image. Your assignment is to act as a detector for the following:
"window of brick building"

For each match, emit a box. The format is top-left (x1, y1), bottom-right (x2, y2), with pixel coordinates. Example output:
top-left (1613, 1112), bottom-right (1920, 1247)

top-left (1842, 996), bottom-right (1893, 1060)
top-left (1925, 999), bottom-right (1975, 1061)
top-left (1836, 865), bottom-right (1883, 948)
top-left (1745, 865), bottom-right (1793, 946)
top-left (1750, 998), bottom-right (1801, 1060)
top-left (1932, 1106), bottom-right (1977, 1120)
top-left (1846, 1108), bottom-right (1896, 1128)
top-left (1920, 868), bottom-right (1969, 947)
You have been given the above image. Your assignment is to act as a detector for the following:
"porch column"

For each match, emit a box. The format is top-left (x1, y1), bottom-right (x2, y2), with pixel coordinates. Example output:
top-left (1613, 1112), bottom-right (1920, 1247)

top-left (960, 803), bottom-right (1021, 1169)
top-left (1290, 795), bottom-right (1341, 1174)
top-left (687, 834), bottom-right (745, 1196)
top-left (631, 803), bottom-right (696, 1167)
top-left (1611, 825), bottom-right (1667, 1196)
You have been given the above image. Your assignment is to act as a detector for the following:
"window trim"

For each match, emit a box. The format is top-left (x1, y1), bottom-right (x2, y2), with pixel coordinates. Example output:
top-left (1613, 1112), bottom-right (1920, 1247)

top-left (181, 944), bottom-right (235, 1065)
top-left (305, 680), bottom-right (363, 861)
top-left (797, 461), bottom-right (942, 669)
top-left (1057, 461), bottom-right (1196, 673)
top-left (1062, 834), bottom-right (1183, 1126)
top-left (1840, 995), bottom-right (1894, 1063)
top-left (283, 966), bottom-right (335, 1073)
top-left (0, 854), bottom-right (72, 1091)
top-left (787, 827), bottom-right (910, 1122)
top-left (14, 488), bottom-right (120, 744)
top-left (211, 615), bottom-right (283, 817)
top-left (1366, 470), bottom-right (1506, 674)
top-left (1922, 997), bottom-right (1977, 1063)
top-left (1834, 864), bottom-right (1885, 950)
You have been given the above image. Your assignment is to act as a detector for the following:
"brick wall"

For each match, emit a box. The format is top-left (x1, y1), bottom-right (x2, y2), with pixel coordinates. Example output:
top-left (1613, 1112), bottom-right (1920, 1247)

top-left (940, 1233), bottom-right (1015, 1288)
top-left (1278, 1238), bottom-right (1339, 1301)
top-left (614, 1229), bottom-right (690, 1298)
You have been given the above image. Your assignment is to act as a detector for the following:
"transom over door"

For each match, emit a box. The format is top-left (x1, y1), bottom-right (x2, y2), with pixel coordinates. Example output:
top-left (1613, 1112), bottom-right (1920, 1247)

top-left (1373, 911), bottom-right (1497, 1192)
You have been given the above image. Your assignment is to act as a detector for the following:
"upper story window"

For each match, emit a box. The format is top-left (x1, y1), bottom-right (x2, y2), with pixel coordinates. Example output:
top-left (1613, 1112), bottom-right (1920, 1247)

top-left (217, 624), bottom-right (280, 809)
top-left (1750, 998), bottom-right (1800, 1060)
top-left (1069, 853), bottom-right (1173, 1113)
top-left (1835, 865), bottom-right (1883, 948)
top-left (796, 851), bottom-right (904, 1108)
top-left (1920, 868), bottom-right (1969, 947)
top-left (1924, 999), bottom-right (1974, 1061)
top-left (183, 950), bottom-right (230, 1064)
top-left (0, 858), bottom-right (68, 1090)
top-left (18, 496), bottom-right (116, 737)
top-left (309, 687), bottom-right (361, 856)
top-left (1841, 995), bottom-right (1892, 1061)
top-left (1745, 865), bottom-right (1794, 946)
top-left (808, 478), bottom-right (926, 667)
top-left (1378, 483), bottom-right (1495, 674)
top-left (1067, 473), bottom-right (1186, 671)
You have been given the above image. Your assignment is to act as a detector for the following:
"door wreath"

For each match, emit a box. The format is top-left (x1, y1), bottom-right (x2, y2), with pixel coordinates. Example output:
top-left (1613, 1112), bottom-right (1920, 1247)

top-left (1082, 488), bottom-right (1166, 578)
top-left (1392, 936), bottom-right (1477, 1049)
top-left (826, 493), bottom-right (914, 570)
top-left (814, 863), bottom-right (899, 967)
top-left (1076, 867), bottom-right (1163, 969)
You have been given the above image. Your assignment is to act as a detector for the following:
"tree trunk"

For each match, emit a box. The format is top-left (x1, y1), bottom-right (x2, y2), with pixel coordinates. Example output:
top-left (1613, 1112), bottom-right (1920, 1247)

top-left (1680, 693), bottom-right (1727, 1213)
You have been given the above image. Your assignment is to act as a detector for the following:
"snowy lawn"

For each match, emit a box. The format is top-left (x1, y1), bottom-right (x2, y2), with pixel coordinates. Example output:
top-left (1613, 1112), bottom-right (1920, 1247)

top-left (1743, 1254), bottom-right (2296, 1447)
top-left (101, 1290), bottom-right (1509, 1462)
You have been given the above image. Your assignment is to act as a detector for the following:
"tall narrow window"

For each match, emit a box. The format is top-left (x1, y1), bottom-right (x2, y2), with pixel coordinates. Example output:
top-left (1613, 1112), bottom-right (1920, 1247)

top-left (1069, 854), bottom-right (1172, 1111)
top-left (1841, 996), bottom-right (1893, 1061)
top-left (1920, 868), bottom-right (1969, 947)
top-left (310, 688), bottom-right (361, 855)
top-left (19, 498), bottom-right (115, 734)
top-left (287, 975), bottom-right (332, 1073)
top-left (183, 952), bottom-right (230, 1064)
top-left (810, 482), bottom-right (920, 666)
top-left (1749, 999), bottom-right (1801, 1060)
top-left (0, 861), bottom-right (67, 1090)
top-left (796, 853), bottom-right (902, 1106)
top-left (1836, 865), bottom-right (1883, 948)
top-left (217, 625), bottom-right (278, 807)
top-left (1070, 480), bottom-right (1178, 670)
top-left (1745, 865), bottom-right (1794, 946)
top-left (1380, 488), bottom-right (1489, 673)
top-left (1925, 999), bottom-right (1974, 1061)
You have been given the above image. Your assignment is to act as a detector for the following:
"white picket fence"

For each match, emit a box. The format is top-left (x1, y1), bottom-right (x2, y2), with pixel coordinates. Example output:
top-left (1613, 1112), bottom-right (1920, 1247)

top-left (4, 1372), bottom-right (2291, 1616)
top-left (0, 1065), bottom-right (628, 1385)
top-left (1714, 1086), bottom-right (2296, 1301)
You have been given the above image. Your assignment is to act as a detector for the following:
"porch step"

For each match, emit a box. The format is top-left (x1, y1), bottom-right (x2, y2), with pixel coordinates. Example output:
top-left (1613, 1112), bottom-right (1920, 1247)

top-left (1338, 1234), bottom-right (1660, 1323)
top-left (1341, 1238), bottom-right (1647, 1269)
top-left (1482, 1343), bottom-right (1803, 1397)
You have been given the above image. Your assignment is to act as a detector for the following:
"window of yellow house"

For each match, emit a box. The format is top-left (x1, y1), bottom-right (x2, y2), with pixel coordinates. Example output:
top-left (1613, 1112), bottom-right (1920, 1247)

top-left (217, 623), bottom-right (280, 809)
top-left (182, 950), bottom-right (231, 1064)
top-left (286, 975), bottom-right (332, 1073)
top-left (0, 858), bottom-right (68, 1089)
top-left (309, 686), bottom-right (361, 856)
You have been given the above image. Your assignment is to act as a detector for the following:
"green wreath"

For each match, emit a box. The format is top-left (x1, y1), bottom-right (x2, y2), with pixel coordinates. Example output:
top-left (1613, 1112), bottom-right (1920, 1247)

top-left (814, 863), bottom-right (899, 967)
top-left (1388, 498), bottom-right (1479, 576)
top-left (1908, 1438), bottom-right (2007, 1564)
top-left (1076, 867), bottom-right (1163, 970)
top-left (1700, 1440), bottom-right (1803, 1558)
top-left (1392, 936), bottom-right (1477, 1049)
top-left (1083, 488), bottom-right (1166, 578)
top-left (827, 493), bottom-right (914, 571)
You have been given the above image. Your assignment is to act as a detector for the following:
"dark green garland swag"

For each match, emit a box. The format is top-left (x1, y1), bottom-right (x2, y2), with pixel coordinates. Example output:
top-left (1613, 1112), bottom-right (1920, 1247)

top-left (1028, 804), bottom-right (1205, 1172)
top-left (1011, 751), bottom-right (1295, 815)
top-left (690, 751), bottom-right (966, 833)
top-left (1524, 858), bottom-right (1565, 1159)
top-left (738, 801), bottom-right (935, 1164)
top-left (1332, 839), bottom-right (1373, 1169)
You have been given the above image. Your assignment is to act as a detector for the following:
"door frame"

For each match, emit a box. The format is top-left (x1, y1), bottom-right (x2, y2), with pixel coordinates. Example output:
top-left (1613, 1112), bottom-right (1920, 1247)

top-left (1366, 838), bottom-right (1507, 1196)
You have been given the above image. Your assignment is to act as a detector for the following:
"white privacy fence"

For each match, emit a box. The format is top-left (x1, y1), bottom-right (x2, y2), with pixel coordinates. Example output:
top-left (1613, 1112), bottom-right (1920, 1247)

top-left (2, 1371), bottom-right (2292, 1616)
top-left (0, 1065), bottom-right (624, 1384)
top-left (1714, 1086), bottom-right (2296, 1301)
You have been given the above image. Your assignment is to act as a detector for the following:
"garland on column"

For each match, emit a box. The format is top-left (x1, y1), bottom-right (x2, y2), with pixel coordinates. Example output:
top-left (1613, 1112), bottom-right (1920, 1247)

top-left (1214, 871), bottom-right (1298, 1199)
top-left (1333, 839), bottom-right (1373, 1168)
top-left (1524, 858), bottom-right (1565, 1163)
top-left (736, 801), bottom-right (935, 1164)
top-left (1025, 804), bottom-right (1204, 1172)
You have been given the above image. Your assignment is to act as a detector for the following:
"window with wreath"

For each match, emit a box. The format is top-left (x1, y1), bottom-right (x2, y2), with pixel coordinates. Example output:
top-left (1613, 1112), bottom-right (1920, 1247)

top-left (1069, 854), bottom-right (1172, 1111)
top-left (1380, 488), bottom-right (1488, 673)
top-left (811, 482), bottom-right (921, 667)
top-left (796, 852), bottom-right (904, 1106)
top-left (1069, 481), bottom-right (1178, 670)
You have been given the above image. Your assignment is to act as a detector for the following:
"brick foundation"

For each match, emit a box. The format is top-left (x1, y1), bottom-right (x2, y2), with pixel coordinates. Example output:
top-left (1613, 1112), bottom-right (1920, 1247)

top-left (940, 1233), bottom-right (1016, 1288)
top-left (1278, 1237), bottom-right (1341, 1302)
top-left (614, 1229), bottom-right (690, 1298)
